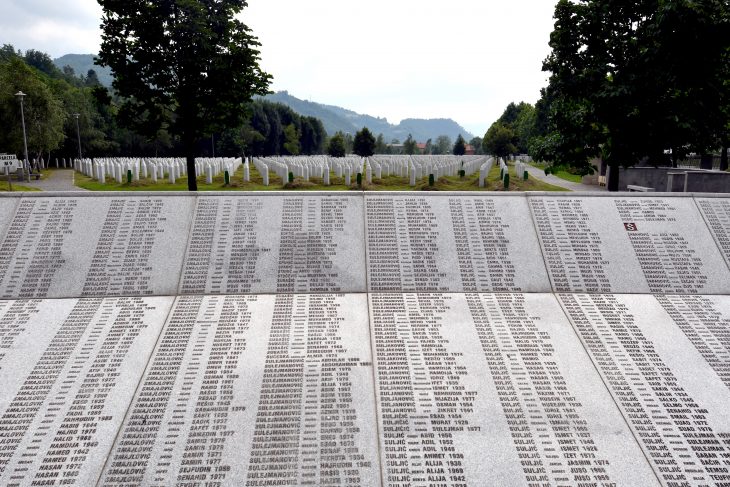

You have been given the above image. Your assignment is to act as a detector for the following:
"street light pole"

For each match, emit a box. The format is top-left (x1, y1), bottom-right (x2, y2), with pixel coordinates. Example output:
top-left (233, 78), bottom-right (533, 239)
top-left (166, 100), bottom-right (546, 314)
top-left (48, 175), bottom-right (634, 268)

top-left (15, 91), bottom-right (30, 182)
top-left (73, 113), bottom-right (82, 161)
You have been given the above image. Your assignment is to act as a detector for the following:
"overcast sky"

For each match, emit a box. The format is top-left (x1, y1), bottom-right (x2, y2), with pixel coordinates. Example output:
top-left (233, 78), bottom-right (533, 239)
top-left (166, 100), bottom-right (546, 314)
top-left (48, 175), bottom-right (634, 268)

top-left (0, 0), bottom-right (557, 136)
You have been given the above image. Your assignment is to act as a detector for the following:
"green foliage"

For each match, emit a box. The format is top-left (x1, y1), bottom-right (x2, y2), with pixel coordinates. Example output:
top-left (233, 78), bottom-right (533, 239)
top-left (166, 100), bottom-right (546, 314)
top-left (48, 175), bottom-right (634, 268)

top-left (282, 124), bottom-right (301, 155)
top-left (452, 134), bottom-right (466, 155)
top-left (403, 134), bottom-right (417, 155)
top-left (353, 127), bottom-right (376, 157)
top-left (97, 0), bottom-right (272, 189)
top-left (483, 123), bottom-right (517, 158)
top-left (0, 58), bottom-right (65, 158)
top-left (434, 135), bottom-right (452, 155)
top-left (537, 0), bottom-right (730, 186)
top-left (327, 132), bottom-right (347, 157)
top-left (469, 136), bottom-right (483, 155)
top-left (375, 133), bottom-right (389, 154)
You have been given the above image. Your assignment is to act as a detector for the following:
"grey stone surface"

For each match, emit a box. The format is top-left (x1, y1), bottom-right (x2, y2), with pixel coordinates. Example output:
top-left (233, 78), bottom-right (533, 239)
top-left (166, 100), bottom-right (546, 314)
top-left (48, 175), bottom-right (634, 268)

top-left (100, 293), bottom-right (380, 486)
top-left (559, 293), bottom-right (730, 486)
top-left (369, 292), bottom-right (658, 486)
top-left (0, 296), bottom-right (173, 487)
top-left (0, 195), bottom-right (195, 299)
top-left (696, 197), bottom-right (730, 270)
top-left (529, 194), bottom-right (730, 294)
top-left (179, 194), bottom-right (366, 294)
top-left (365, 194), bottom-right (551, 292)
top-left (0, 196), bottom-right (19, 241)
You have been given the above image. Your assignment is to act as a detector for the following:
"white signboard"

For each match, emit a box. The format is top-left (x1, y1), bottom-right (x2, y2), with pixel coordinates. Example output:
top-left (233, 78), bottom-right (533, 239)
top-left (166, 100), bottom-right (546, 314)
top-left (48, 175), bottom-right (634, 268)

top-left (0, 154), bottom-right (21, 170)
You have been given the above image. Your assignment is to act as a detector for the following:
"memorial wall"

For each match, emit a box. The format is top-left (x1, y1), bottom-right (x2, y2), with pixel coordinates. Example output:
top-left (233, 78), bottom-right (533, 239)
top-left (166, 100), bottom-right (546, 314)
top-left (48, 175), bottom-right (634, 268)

top-left (0, 191), bottom-right (729, 486)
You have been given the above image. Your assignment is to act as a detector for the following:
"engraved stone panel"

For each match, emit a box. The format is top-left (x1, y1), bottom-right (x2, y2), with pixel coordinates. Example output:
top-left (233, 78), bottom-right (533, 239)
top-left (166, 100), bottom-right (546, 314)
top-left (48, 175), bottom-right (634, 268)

top-left (180, 194), bottom-right (366, 294)
top-left (101, 293), bottom-right (380, 486)
top-left (695, 197), bottom-right (730, 270)
top-left (366, 195), bottom-right (550, 292)
top-left (0, 296), bottom-right (173, 486)
top-left (0, 197), bottom-right (19, 242)
top-left (529, 195), bottom-right (730, 294)
top-left (370, 292), bottom-right (657, 486)
top-left (0, 196), bottom-right (195, 299)
top-left (558, 293), bottom-right (730, 485)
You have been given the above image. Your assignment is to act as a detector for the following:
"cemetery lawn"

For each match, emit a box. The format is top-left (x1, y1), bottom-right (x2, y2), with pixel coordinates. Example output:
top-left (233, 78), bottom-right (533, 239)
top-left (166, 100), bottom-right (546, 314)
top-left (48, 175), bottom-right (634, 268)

top-left (75, 162), bottom-right (568, 192)
top-left (529, 162), bottom-right (583, 183)
top-left (0, 184), bottom-right (41, 192)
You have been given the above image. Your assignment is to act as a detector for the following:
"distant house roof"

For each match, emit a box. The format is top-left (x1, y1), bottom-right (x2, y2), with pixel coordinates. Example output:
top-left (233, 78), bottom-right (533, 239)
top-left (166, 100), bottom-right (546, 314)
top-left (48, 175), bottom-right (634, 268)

top-left (416, 143), bottom-right (427, 150)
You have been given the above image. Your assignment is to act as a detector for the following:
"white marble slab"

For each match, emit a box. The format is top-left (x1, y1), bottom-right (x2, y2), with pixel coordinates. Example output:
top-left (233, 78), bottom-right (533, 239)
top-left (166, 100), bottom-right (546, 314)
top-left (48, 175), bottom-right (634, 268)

top-left (558, 293), bottom-right (730, 486)
top-left (529, 195), bottom-right (730, 294)
top-left (0, 296), bottom-right (173, 487)
top-left (0, 196), bottom-right (19, 242)
top-left (695, 197), bottom-right (730, 271)
top-left (100, 294), bottom-right (380, 486)
top-left (0, 196), bottom-right (195, 299)
top-left (369, 292), bottom-right (658, 486)
top-left (179, 195), bottom-right (367, 294)
top-left (365, 194), bottom-right (551, 293)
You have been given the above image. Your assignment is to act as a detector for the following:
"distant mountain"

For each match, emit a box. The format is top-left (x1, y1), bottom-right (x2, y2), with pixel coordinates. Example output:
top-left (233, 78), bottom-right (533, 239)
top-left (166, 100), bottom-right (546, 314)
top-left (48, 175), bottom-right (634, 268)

top-left (263, 91), bottom-right (474, 142)
top-left (53, 54), bottom-right (114, 87)
top-left (49, 55), bottom-right (474, 141)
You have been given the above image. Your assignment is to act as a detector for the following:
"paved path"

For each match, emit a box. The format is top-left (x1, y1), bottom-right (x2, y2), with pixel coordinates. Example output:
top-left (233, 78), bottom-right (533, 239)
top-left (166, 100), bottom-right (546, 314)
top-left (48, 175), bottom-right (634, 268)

top-left (21, 169), bottom-right (87, 192)
top-left (523, 164), bottom-right (605, 192)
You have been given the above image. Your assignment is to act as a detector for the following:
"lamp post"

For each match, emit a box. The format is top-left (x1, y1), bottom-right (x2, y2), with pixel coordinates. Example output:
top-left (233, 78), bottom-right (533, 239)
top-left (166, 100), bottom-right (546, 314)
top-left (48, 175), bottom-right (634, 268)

top-left (15, 91), bottom-right (30, 182)
top-left (73, 113), bottom-right (82, 161)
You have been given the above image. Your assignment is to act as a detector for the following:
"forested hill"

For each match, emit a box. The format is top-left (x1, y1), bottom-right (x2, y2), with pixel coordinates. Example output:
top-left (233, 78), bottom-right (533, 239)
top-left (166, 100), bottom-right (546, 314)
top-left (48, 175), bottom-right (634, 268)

top-left (53, 54), bottom-right (114, 87)
top-left (262, 91), bottom-right (474, 142)
top-left (50, 54), bottom-right (474, 142)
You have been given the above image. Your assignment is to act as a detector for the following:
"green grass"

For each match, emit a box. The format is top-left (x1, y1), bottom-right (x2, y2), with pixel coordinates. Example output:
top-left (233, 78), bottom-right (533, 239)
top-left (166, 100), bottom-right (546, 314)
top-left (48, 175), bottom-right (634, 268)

top-left (75, 162), bottom-right (568, 192)
top-left (529, 162), bottom-right (583, 183)
top-left (0, 183), bottom-right (41, 192)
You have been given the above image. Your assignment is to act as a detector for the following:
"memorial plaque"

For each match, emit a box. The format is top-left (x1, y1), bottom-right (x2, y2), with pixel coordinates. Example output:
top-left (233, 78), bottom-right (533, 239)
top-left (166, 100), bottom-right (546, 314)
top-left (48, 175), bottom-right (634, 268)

top-left (370, 292), bottom-right (657, 486)
top-left (559, 293), bottom-right (730, 485)
top-left (101, 293), bottom-right (380, 486)
top-left (0, 195), bottom-right (194, 299)
top-left (180, 194), bottom-right (366, 294)
top-left (365, 195), bottom-right (550, 293)
top-left (0, 197), bottom-right (19, 242)
top-left (529, 195), bottom-right (730, 294)
top-left (0, 296), bottom-right (173, 486)
top-left (695, 197), bottom-right (730, 271)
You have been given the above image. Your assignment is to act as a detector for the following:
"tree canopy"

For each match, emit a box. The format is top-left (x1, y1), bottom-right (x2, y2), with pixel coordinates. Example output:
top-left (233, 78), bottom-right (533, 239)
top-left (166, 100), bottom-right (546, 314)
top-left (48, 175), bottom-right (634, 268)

top-left (533, 0), bottom-right (729, 189)
top-left (327, 132), bottom-right (347, 157)
top-left (353, 127), bottom-right (376, 157)
top-left (452, 134), bottom-right (466, 155)
top-left (483, 123), bottom-right (517, 158)
top-left (97, 0), bottom-right (272, 190)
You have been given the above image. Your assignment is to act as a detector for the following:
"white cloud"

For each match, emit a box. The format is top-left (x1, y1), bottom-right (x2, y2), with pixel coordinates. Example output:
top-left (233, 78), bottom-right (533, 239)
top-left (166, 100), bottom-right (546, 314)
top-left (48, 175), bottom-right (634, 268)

top-left (0, 0), bottom-right (557, 137)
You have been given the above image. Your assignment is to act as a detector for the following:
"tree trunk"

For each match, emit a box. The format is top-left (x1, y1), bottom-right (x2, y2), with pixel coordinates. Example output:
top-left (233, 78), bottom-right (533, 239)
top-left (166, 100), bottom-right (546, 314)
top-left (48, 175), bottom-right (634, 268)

top-left (186, 153), bottom-right (197, 191)
top-left (607, 162), bottom-right (620, 191)
top-left (699, 153), bottom-right (713, 170)
top-left (670, 147), bottom-right (677, 168)
top-left (721, 145), bottom-right (728, 172)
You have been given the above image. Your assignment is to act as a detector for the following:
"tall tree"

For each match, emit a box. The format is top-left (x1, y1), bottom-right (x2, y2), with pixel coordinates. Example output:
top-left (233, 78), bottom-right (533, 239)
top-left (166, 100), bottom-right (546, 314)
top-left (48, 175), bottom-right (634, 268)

top-left (403, 134), bottom-right (417, 155)
top-left (483, 123), bottom-right (517, 158)
top-left (353, 127), bottom-right (376, 157)
top-left (452, 134), bottom-right (466, 155)
top-left (327, 132), bottom-right (346, 157)
top-left (434, 135), bottom-right (452, 155)
top-left (0, 58), bottom-right (65, 160)
top-left (97, 0), bottom-right (271, 190)
top-left (538, 0), bottom-right (729, 190)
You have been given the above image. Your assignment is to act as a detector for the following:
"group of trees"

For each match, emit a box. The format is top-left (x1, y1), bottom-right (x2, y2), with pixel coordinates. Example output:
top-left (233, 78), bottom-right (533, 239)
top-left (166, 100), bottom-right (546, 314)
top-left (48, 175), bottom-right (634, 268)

top-left (0, 46), bottom-right (330, 165)
top-left (483, 102), bottom-right (537, 157)
top-left (529, 0), bottom-right (729, 190)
